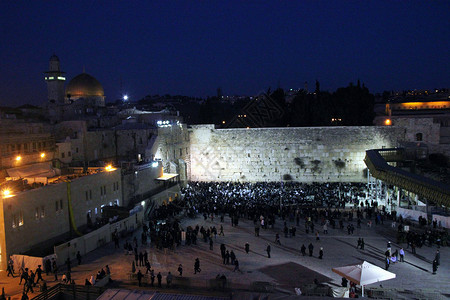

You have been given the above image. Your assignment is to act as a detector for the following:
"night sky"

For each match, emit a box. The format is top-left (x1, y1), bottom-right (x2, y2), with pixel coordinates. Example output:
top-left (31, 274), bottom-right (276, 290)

top-left (0, 1), bottom-right (449, 107)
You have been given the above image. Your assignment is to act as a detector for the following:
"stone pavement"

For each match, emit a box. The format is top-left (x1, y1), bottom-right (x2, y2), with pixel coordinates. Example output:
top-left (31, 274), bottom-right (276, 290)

top-left (0, 213), bottom-right (448, 299)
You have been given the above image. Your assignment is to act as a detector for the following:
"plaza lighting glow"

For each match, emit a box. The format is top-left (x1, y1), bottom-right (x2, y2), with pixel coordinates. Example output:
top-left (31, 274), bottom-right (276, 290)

top-left (384, 119), bottom-right (392, 126)
top-left (2, 189), bottom-right (13, 198)
top-left (105, 164), bottom-right (116, 172)
top-left (16, 156), bottom-right (22, 161)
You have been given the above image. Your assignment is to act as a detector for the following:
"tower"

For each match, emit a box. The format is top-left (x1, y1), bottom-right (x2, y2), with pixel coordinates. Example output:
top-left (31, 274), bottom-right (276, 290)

top-left (44, 55), bottom-right (66, 104)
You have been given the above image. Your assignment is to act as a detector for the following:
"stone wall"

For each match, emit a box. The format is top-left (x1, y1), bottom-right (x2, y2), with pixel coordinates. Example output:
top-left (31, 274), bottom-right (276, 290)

top-left (393, 117), bottom-right (440, 145)
top-left (188, 125), bottom-right (405, 183)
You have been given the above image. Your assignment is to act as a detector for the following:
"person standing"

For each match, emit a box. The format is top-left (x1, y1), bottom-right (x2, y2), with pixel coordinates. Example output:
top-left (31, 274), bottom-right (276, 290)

top-left (360, 238), bottom-right (365, 250)
top-left (230, 250), bottom-right (236, 265)
top-left (245, 242), bottom-right (250, 254)
top-left (76, 251), bottom-right (82, 265)
top-left (435, 250), bottom-right (440, 266)
top-left (7, 263), bottom-right (14, 277)
top-left (266, 244), bottom-right (271, 258)
top-left (145, 261), bottom-right (151, 274)
top-left (157, 272), bottom-right (162, 287)
top-left (137, 270), bottom-right (143, 287)
top-left (219, 225), bottom-right (224, 236)
top-left (233, 259), bottom-right (241, 273)
top-left (301, 244), bottom-right (306, 256)
top-left (178, 264), bottom-right (183, 276)
top-left (385, 257), bottom-right (390, 270)
top-left (19, 268), bottom-right (29, 285)
top-left (225, 250), bottom-right (230, 265)
top-left (166, 272), bottom-right (173, 287)
top-left (35, 265), bottom-right (44, 284)
top-left (194, 258), bottom-right (201, 274)
top-left (308, 243), bottom-right (314, 257)
top-left (209, 238), bottom-right (213, 250)
top-left (432, 259), bottom-right (438, 274)
top-left (25, 271), bottom-right (34, 294)
top-left (150, 270), bottom-right (155, 287)
top-left (399, 248), bottom-right (405, 262)
top-left (319, 247), bottom-right (323, 259)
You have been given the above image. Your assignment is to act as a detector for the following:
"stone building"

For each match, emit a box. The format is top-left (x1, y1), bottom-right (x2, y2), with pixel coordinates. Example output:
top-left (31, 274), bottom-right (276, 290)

top-left (0, 168), bottom-right (121, 270)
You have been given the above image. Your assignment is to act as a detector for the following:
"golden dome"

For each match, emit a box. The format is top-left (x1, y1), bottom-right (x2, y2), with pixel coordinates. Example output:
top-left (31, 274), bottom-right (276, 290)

top-left (66, 73), bottom-right (104, 98)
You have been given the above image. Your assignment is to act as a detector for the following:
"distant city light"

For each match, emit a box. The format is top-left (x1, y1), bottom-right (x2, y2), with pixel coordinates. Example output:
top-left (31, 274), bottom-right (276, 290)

top-left (123, 95), bottom-right (128, 101)
top-left (16, 156), bottom-right (21, 161)
top-left (40, 153), bottom-right (45, 158)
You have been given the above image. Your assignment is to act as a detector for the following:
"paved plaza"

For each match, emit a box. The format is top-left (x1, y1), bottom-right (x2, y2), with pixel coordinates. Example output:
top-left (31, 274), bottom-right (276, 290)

top-left (0, 212), bottom-right (448, 299)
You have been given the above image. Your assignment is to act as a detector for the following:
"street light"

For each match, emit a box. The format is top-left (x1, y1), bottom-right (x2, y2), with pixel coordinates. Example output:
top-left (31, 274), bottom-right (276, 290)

top-left (2, 189), bottom-right (13, 198)
top-left (123, 95), bottom-right (128, 101)
top-left (16, 156), bottom-right (21, 161)
top-left (40, 153), bottom-right (46, 158)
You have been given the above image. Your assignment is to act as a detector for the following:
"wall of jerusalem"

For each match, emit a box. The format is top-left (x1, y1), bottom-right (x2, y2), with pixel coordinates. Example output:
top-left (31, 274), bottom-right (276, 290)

top-left (188, 125), bottom-right (405, 183)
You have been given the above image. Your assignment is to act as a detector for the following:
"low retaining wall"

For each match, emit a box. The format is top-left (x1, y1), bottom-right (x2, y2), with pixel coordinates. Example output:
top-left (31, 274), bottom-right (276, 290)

top-left (54, 210), bottom-right (144, 266)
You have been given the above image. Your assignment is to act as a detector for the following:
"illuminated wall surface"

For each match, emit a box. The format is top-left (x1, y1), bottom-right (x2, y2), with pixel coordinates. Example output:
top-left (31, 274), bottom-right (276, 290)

top-left (391, 101), bottom-right (450, 110)
top-left (188, 125), bottom-right (405, 182)
top-left (0, 169), bottom-right (121, 270)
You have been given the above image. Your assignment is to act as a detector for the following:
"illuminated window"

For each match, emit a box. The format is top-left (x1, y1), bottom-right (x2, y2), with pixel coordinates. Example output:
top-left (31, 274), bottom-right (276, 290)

top-left (35, 207), bottom-right (40, 219)
top-left (41, 206), bottom-right (45, 218)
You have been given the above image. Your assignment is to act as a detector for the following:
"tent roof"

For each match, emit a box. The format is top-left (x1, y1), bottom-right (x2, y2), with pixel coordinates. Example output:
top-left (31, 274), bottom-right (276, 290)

top-left (6, 162), bottom-right (56, 178)
top-left (332, 261), bottom-right (396, 286)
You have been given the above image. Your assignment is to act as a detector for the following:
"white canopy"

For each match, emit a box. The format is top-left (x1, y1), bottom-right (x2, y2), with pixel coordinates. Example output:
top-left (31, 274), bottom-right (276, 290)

top-left (332, 261), bottom-right (396, 296)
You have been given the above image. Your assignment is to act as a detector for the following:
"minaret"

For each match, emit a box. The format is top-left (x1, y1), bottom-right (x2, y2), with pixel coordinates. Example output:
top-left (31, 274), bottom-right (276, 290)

top-left (44, 54), bottom-right (66, 104)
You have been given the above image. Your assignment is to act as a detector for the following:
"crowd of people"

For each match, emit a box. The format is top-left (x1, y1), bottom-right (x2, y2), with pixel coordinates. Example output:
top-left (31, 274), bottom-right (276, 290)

top-left (3, 180), bottom-right (446, 298)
